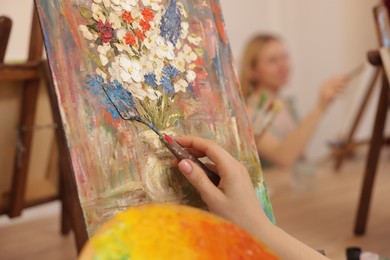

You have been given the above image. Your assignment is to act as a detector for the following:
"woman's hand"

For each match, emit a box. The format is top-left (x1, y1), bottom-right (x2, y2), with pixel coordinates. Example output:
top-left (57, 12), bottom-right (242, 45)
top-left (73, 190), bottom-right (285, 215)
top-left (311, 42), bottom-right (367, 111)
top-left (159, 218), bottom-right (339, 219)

top-left (174, 136), bottom-right (271, 236)
top-left (317, 75), bottom-right (348, 111)
top-left (174, 136), bottom-right (329, 259)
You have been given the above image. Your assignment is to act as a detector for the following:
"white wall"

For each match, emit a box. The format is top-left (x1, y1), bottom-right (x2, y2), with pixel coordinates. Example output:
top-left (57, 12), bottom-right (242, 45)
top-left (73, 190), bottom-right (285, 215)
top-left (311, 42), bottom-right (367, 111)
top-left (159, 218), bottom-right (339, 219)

top-left (2, 0), bottom-right (387, 160)
top-left (221, 0), bottom-right (388, 159)
top-left (1, 0), bottom-right (34, 61)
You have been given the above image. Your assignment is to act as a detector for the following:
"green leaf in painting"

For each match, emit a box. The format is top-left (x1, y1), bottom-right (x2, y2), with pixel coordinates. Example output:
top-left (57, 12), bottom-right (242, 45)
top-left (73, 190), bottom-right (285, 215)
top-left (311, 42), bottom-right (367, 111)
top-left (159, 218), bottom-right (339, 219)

top-left (95, 37), bottom-right (103, 45)
top-left (88, 24), bottom-right (99, 32)
top-left (79, 6), bottom-right (92, 19)
top-left (194, 48), bottom-right (204, 56)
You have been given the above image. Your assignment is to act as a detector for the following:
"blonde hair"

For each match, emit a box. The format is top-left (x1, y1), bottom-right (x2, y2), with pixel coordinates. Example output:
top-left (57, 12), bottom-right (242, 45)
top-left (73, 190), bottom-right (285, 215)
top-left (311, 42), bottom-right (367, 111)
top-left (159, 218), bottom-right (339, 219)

top-left (239, 34), bottom-right (281, 100)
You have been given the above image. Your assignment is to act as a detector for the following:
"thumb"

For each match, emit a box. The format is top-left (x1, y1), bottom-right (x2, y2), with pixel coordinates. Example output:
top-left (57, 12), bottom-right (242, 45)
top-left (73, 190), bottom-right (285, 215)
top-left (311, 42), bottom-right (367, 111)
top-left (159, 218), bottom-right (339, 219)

top-left (178, 159), bottom-right (222, 203)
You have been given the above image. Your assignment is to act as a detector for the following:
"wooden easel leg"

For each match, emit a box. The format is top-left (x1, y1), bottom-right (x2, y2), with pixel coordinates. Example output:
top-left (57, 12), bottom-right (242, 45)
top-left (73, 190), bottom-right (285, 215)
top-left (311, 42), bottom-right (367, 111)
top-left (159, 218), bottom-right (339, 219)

top-left (334, 69), bottom-right (381, 171)
top-left (8, 9), bottom-right (43, 218)
top-left (0, 16), bottom-right (12, 62)
top-left (59, 160), bottom-right (71, 235)
top-left (354, 73), bottom-right (389, 235)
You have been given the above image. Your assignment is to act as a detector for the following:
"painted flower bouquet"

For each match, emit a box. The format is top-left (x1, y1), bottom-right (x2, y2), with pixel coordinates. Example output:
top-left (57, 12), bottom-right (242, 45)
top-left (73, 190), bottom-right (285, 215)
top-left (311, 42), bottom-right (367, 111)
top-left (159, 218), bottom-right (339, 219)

top-left (79, 0), bottom-right (202, 129)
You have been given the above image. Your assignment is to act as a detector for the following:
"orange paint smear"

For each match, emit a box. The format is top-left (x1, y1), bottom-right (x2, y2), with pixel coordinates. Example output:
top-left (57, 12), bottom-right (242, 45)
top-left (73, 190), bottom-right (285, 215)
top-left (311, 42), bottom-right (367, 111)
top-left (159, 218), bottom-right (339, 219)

top-left (85, 204), bottom-right (279, 260)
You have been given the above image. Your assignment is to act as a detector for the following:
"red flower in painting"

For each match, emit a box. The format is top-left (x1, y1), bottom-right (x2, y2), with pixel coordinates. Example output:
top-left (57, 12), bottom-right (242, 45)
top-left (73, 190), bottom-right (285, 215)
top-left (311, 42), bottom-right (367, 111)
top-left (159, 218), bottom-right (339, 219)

top-left (97, 20), bottom-right (114, 43)
top-left (141, 8), bottom-right (154, 22)
top-left (124, 32), bottom-right (136, 46)
top-left (134, 29), bottom-right (145, 41)
top-left (140, 19), bottom-right (151, 31)
top-left (122, 11), bottom-right (133, 24)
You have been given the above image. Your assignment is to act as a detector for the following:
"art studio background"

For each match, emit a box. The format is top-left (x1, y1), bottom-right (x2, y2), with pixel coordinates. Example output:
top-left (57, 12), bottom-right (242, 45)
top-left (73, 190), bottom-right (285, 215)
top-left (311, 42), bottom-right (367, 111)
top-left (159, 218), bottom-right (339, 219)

top-left (1, 0), bottom-right (389, 259)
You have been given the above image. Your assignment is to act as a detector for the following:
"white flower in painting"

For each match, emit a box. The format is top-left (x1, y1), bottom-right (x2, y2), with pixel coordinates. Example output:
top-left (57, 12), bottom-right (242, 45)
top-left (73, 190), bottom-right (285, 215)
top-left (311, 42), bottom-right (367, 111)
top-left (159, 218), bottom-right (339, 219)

top-left (79, 25), bottom-right (96, 41)
top-left (188, 63), bottom-right (196, 70)
top-left (97, 43), bottom-right (111, 66)
top-left (145, 88), bottom-right (161, 101)
top-left (102, 0), bottom-right (111, 8)
top-left (180, 22), bottom-right (189, 39)
top-left (108, 60), bottom-right (123, 83)
top-left (149, 59), bottom-right (165, 80)
top-left (114, 43), bottom-right (134, 55)
top-left (126, 83), bottom-right (148, 100)
top-left (172, 52), bottom-right (186, 72)
top-left (154, 39), bottom-right (175, 60)
top-left (156, 45), bottom-right (174, 60)
top-left (186, 70), bottom-right (196, 83)
top-left (131, 7), bottom-right (142, 20)
top-left (174, 79), bottom-right (188, 93)
top-left (121, 1), bottom-right (137, 12)
top-left (116, 28), bottom-right (127, 43)
top-left (175, 40), bottom-right (182, 49)
top-left (89, 43), bottom-right (96, 48)
top-left (142, 0), bottom-right (162, 11)
top-left (109, 0), bottom-right (137, 12)
top-left (188, 35), bottom-right (202, 46)
top-left (96, 68), bottom-right (107, 80)
top-left (119, 56), bottom-right (143, 83)
top-left (93, 0), bottom-right (102, 3)
top-left (166, 43), bottom-right (175, 60)
top-left (97, 43), bottom-right (111, 55)
top-left (154, 35), bottom-right (165, 47)
top-left (183, 44), bottom-right (197, 63)
top-left (99, 54), bottom-right (109, 66)
top-left (151, 13), bottom-right (162, 27)
top-left (143, 34), bottom-right (158, 50)
top-left (92, 3), bottom-right (106, 23)
top-left (177, 2), bottom-right (188, 18)
top-left (108, 11), bottom-right (122, 29)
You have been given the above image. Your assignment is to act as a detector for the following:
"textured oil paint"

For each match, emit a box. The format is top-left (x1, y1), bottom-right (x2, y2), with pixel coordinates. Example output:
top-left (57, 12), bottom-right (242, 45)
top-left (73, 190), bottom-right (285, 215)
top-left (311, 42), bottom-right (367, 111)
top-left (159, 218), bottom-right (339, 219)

top-left (35, 0), bottom-right (275, 235)
top-left (80, 204), bottom-right (279, 259)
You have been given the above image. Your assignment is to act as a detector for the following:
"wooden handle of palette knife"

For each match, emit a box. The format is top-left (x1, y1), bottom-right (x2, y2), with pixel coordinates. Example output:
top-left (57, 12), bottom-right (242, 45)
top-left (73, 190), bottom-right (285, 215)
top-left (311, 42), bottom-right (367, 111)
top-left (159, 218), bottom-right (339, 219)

top-left (161, 136), bottom-right (221, 186)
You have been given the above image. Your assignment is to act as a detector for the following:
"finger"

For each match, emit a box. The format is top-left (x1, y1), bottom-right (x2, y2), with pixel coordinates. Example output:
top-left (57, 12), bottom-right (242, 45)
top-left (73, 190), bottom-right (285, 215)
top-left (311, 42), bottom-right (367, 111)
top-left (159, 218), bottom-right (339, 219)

top-left (177, 159), bottom-right (223, 203)
top-left (204, 162), bottom-right (217, 173)
top-left (185, 148), bottom-right (206, 158)
top-left (174, 159), bottom-right (219, 185)
top-left (172, 158), bottom-right (179, 167)
top-left (174, 136), bottom-right (237, 174)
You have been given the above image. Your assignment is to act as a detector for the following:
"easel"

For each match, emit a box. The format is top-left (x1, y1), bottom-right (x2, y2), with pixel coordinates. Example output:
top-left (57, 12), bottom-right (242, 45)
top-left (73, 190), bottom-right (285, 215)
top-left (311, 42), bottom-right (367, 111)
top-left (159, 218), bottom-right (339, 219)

top-left (331, 4), bottom-right (390, 171)
top-left (331, 68), bottom-right (381, 171)
top-left (354, 5), bottom-right (390, 235)
top-left (0, 13), bottom-right (46, 216)
top-left (7, 9), bottom-right (45, 218)
top-left (0, 8), bottom-right (88, 252)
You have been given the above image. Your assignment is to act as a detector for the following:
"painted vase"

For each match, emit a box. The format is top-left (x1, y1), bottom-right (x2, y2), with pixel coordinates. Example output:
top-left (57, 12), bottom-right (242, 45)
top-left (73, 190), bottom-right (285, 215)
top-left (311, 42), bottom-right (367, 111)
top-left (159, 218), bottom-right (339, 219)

top-left (139, 128), bottom-right (204, 207)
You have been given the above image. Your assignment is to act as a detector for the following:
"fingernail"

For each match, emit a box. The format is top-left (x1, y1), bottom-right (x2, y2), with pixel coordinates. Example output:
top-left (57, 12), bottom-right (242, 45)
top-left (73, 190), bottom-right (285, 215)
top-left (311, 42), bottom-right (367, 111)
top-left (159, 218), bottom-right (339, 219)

top-left (178, 160), bottom-right (192, 175)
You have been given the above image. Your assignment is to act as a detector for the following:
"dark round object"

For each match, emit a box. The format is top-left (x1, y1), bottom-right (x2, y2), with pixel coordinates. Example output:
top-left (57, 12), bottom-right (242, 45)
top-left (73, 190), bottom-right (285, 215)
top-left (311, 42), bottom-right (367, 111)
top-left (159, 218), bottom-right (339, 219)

top-left (346, 247), bottom-right (361, 260)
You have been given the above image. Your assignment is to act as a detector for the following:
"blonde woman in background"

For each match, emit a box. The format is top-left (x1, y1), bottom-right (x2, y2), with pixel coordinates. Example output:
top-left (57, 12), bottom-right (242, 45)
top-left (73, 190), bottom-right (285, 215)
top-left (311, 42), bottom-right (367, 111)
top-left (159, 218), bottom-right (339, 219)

top-left (240, 34), bottom-right (348, 169)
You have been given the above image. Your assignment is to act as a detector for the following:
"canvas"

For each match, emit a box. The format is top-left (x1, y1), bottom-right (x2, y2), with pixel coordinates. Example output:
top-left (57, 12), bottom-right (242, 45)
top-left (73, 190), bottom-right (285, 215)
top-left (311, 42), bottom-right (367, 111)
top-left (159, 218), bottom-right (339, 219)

top-left (35, 0), bottom-right (274, 235)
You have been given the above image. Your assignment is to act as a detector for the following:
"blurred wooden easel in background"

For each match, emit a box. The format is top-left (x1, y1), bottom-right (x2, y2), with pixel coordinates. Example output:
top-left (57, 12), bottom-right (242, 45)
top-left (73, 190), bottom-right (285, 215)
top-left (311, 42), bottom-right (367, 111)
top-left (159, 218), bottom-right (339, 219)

top-left (352, 5), bottom-right (390, 235)
top-left (0, 9), bottom-right (87, 252)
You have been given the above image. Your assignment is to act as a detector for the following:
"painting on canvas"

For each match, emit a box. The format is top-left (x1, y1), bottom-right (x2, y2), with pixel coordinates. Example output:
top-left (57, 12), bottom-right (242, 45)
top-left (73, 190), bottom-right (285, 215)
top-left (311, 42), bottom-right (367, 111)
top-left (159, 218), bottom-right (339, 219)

top-left (35, 0), bottom-right (274, 235)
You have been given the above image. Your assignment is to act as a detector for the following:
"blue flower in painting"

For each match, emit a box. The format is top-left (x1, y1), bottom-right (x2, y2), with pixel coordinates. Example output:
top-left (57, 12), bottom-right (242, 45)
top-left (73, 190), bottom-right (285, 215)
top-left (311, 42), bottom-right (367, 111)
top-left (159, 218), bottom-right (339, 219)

top-left (144, 73), bottom-right (158, 88)
top-left (160, 65), bottom-right (180, 94)
top-left (85, 74), bottom-right (120, 119)
top-left (162, 65), bottom-right (180, 79)
top-left (103, 80), bottom-right (137, 119)
top-left (159, 0), bottom-right (182, 46)
top-left (84, 74), bottom-right (138, 120)
top-left (161, 76), bottom-right (175, 94)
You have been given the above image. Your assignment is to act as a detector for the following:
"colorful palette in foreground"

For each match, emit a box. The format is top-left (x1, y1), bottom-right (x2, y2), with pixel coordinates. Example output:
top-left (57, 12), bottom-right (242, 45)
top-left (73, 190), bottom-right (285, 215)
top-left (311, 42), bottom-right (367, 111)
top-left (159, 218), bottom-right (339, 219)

top-left (35, 0), bottom-right (274, 235)
top-left (80, 204), bottom-right (279, 260)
